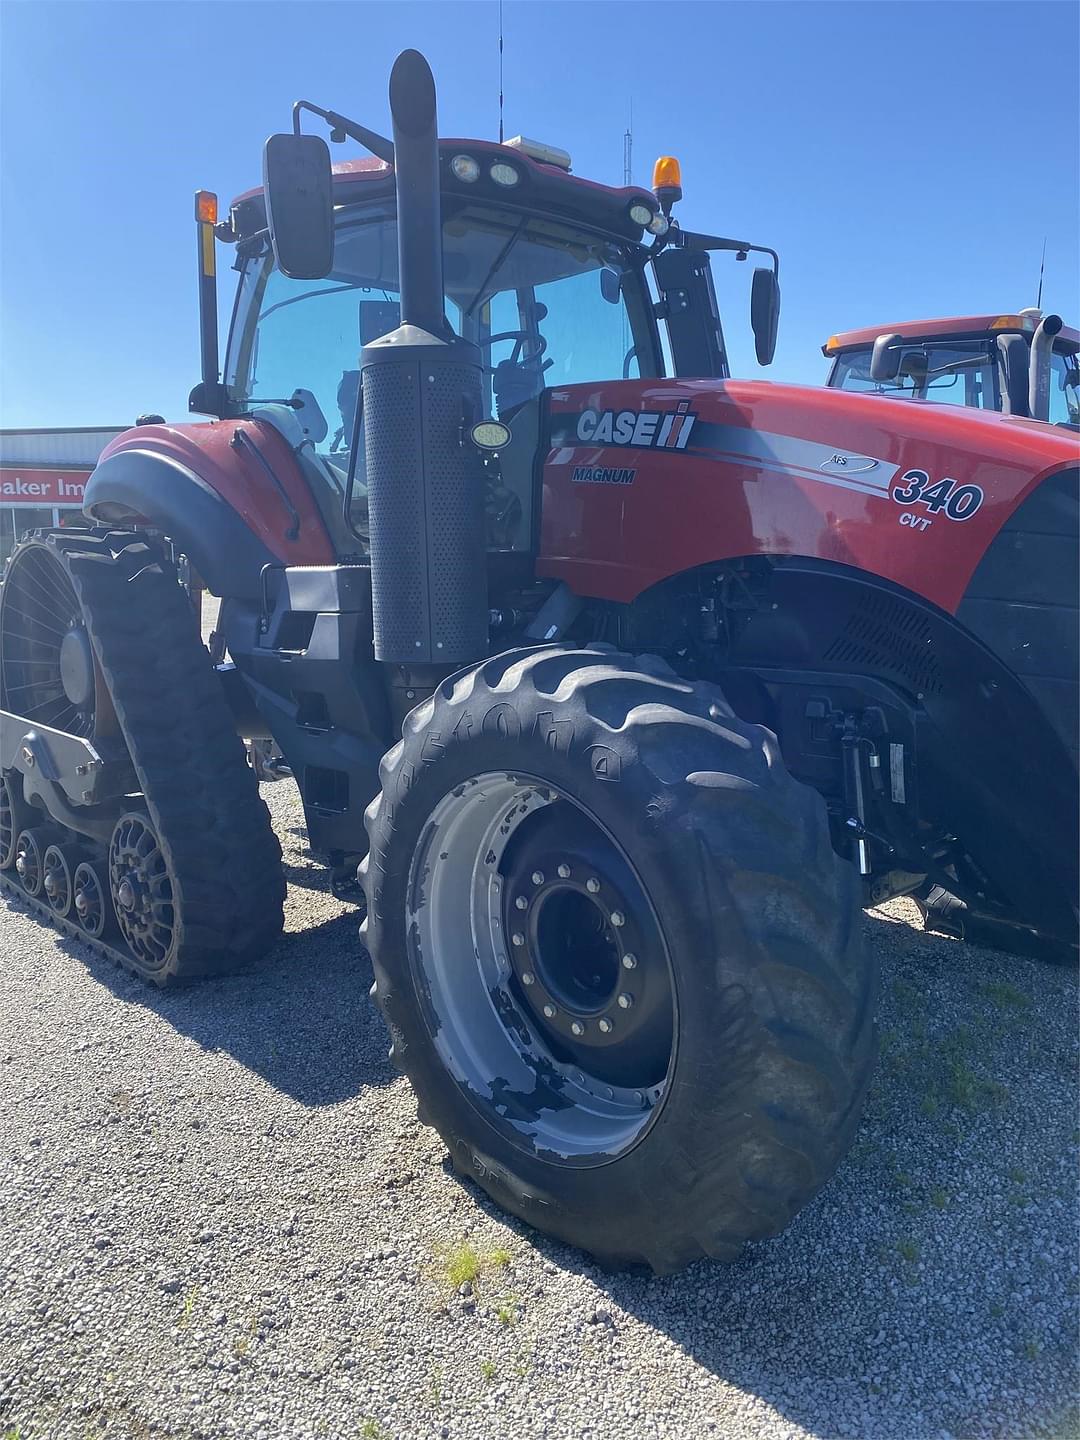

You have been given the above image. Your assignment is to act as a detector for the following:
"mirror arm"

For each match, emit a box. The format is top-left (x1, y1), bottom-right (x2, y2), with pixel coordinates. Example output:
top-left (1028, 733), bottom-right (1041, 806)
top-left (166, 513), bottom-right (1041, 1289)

top-left (292, 100), bottom-right (395, 165)
top-left (678, 229), bottom-right (779, 281)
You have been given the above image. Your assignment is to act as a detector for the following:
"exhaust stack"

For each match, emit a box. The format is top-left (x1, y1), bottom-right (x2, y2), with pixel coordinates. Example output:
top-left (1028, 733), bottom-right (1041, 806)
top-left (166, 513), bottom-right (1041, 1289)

top-left (362, 50), bottom-right (487, 678)
top-left (1029, 313), bottom-right (1063, 423)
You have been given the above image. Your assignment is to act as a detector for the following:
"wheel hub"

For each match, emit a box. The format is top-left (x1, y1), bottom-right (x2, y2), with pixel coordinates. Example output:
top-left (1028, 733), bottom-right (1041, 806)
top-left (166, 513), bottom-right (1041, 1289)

top-left (500, 809), bottom-right (672, 1088)
top-left (59, 625), bottom-right (95, 709)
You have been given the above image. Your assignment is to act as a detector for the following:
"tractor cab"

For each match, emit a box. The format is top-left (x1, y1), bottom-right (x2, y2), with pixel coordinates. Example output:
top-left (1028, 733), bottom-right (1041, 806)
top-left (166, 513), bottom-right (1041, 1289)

top-left (194, 132), bottom-right (780, 558)
top-left (823, 311), bottom-right (1080, 426)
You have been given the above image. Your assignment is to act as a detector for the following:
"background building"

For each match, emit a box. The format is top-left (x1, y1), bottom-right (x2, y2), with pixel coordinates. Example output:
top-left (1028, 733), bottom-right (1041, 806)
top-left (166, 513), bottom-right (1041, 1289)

top-left (0, 427), bottom-right (125, 569)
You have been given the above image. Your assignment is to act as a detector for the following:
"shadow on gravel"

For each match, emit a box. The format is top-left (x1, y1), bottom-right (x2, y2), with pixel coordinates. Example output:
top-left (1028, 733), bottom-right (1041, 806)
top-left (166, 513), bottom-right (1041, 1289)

top-left (54, 907), bottom-right (394, 1107)
top-left (445, 907), bottom-right (1079, 1439)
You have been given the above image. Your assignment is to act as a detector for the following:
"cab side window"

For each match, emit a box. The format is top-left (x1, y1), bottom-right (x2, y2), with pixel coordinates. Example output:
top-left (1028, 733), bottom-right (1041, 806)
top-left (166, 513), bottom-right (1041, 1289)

top-left (1048, 350), bottom-right (1079, 427)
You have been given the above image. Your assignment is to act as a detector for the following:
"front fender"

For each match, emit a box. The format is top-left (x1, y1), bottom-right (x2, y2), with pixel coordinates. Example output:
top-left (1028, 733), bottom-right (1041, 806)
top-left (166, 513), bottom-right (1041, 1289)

top-left (84, 448), bottom-right (277, 600)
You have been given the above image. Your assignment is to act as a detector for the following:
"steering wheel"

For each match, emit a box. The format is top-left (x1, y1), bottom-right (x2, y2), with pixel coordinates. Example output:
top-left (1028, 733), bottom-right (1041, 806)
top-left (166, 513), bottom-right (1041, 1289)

top-left (485, 330), bottom-right (552, 373)
top-left (622, 346), bottom-right (638, 380)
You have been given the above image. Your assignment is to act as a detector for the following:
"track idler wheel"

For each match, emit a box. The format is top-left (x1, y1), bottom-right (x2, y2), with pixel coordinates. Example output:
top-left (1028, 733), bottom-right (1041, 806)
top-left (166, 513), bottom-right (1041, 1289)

top-left (41, 842), bottom-right (87, 919)
top-left (72, 859), bottom-right (115, 940)
top-left (14, 827), bottom-right (60, 898)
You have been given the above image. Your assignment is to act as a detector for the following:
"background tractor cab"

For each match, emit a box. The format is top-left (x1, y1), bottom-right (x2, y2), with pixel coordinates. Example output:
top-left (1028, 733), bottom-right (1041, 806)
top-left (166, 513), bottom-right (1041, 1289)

top-left (823, 310), bottom-right (1080, 427)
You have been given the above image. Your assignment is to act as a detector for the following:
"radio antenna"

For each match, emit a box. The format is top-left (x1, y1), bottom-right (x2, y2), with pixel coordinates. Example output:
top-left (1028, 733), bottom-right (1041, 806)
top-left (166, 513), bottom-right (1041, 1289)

top-left (623, 97), bottom-right (632, 185)
top-left (498, 0), bottom-right (504, 143)
top-left (1036, 235), bottom-right (1046, 311)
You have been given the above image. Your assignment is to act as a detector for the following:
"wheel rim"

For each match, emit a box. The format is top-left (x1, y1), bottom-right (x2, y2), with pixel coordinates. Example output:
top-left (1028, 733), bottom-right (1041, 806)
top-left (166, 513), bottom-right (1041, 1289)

top-left (14, 828), bottom-right (47, 897)
top-left (0, 541), bottom-right (97, 738)
top-left (0, 775), bottom-right (15, 871)
top-left (73, 860), bottom-right (111, 939)
top-left (109, 814), bottom-right (175, 968)
top-left (407, 773), bottom-right (675, 1163)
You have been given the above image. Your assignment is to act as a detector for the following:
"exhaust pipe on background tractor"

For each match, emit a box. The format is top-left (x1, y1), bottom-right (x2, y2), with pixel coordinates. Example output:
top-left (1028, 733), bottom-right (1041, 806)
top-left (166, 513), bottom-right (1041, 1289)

top-left (362, 49), bottom-right (488, 722)
top-left (1029, 312), bottom-right (1063, 422)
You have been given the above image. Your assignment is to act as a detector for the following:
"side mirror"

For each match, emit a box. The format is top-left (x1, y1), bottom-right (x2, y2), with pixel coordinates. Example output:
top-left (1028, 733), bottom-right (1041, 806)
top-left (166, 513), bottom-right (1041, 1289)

top-left (750, 267), bottom-right (780, 366)
top-left (263, 133), bottom-right (334, 280)
top-left (869, 333), bottom-right (903, 383)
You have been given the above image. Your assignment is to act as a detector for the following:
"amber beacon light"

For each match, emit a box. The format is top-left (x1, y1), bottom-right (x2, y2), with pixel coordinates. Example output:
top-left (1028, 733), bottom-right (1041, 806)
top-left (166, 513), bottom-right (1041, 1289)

top-left (652, 156), bottom-right (683, 214)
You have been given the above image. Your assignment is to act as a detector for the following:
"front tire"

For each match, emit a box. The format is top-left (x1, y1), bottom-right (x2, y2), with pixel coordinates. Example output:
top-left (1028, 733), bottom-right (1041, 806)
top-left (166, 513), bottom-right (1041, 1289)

top-left (361, 646), bottom-right (877, 1272)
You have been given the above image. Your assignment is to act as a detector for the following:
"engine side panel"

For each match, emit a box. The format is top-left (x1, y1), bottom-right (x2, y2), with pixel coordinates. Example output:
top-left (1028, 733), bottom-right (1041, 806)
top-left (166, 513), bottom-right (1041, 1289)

top-left (538, 379), bottom-right (1077, 612)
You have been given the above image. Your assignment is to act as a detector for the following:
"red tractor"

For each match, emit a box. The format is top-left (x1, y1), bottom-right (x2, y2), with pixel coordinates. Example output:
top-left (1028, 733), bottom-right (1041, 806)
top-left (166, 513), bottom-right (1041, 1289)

top-left (1, 51), bottom-right (1075, 1272)
top-left (824, 310), bottom-right (1080, 427)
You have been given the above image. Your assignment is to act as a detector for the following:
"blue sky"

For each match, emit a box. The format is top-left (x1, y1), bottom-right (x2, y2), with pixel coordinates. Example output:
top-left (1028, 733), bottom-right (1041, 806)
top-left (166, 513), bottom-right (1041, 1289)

top-left (2, 0), bottom-right (1077, 428)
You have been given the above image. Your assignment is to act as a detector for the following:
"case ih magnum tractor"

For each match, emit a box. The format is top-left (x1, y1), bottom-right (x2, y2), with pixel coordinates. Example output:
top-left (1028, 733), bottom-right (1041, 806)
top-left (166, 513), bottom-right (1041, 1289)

top-left (824, 310), bottom-right (1080, 426)
top-left (1, 51), bottom-right (1076, 1271)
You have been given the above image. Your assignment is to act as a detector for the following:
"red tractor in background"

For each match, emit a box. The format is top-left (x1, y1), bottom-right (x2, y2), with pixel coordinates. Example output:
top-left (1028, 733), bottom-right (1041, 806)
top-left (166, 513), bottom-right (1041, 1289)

top-left (824, 310), bottom-right (1080, 427)
top-left (1, 50), bottom-right (1076, 1272)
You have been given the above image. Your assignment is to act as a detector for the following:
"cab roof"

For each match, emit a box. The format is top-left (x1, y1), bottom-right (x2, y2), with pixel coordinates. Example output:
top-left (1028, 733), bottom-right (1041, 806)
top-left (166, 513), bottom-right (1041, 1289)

top-left (823, 313), bottom-right (1080, 356)
top-left (229, 138), bottom-right (659, 246)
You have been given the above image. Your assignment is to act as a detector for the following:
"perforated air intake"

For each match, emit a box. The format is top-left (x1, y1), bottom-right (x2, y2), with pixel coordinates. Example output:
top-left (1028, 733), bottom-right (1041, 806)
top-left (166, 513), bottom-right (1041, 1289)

top-left (362, 330), bottom-right (487, 665)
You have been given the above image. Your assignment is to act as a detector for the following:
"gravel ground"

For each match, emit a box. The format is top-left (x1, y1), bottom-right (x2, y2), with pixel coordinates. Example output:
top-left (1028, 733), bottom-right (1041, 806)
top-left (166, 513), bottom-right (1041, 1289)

top-left (0, 780), bottom-right (1076, 1440)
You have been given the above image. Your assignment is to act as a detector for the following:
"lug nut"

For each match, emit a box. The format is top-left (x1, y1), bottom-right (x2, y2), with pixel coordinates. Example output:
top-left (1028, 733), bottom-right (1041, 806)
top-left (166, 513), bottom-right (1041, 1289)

top-left (610, 910), bottom-right (625, 927)
top-left (531, 870), bottom-right (545, 886)
top-left (598, 1017), bottom-right (613, 1034)
top-left (543, 1003), bottom-right (557, 1019)
top-left (512, 932), bottom-right (525, 947)
top-left (557, 863), bottom-right (571, 879)
top-left (522, 971), bottom-right (535, 986)
top-left (621, 953), bottom-right (637, 970)
top-left (586, 877), bottom-right (600, 894)
top-left (617, 992), bottom-right (634, 1009)
top-left (515, 895), bottom-right (528, 910)
top-left (570, 1021), bottom-right (585, 1036)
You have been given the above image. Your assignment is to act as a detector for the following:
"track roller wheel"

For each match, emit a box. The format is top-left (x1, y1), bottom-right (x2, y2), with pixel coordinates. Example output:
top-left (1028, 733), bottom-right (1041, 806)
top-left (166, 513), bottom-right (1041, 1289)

top-left (41, 842), bottom-right (86, 919)
top-left (14, 827), bottom-right (60, 898)
top-left (108, 812), bottom-right (177, 979)
top-left (0, 774), bottom-right (17, 871)
top-left (72, 859), bottom-right (115, 940)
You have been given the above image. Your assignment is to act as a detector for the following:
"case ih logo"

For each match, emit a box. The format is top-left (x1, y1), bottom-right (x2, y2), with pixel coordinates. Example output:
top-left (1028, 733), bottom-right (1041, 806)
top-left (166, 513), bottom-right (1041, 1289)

top-left (576, 401), bottom-right (697, 450)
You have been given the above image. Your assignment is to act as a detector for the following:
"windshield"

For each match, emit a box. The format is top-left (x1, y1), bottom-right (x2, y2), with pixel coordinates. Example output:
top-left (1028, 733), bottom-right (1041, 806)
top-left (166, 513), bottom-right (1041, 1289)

top-left (225, 201), bottom-right (659, 458)
top-left (831, 340), bottom-right (999, 410)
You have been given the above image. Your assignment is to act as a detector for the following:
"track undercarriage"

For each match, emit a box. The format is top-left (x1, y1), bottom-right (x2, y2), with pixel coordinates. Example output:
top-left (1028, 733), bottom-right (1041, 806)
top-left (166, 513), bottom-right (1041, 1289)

top-left (0, 528), bottom-right (285, 985)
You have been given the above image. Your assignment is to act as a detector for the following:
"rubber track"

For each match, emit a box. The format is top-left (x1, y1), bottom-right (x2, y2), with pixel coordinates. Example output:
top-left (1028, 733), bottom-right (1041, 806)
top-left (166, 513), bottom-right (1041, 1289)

top-left (3, 529), bottom-right (284, 984)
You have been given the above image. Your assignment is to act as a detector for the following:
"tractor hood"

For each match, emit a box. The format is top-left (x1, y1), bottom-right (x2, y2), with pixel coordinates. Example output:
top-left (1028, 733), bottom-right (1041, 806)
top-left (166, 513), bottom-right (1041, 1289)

top-left (539, 377), bottom-right (1078, 612)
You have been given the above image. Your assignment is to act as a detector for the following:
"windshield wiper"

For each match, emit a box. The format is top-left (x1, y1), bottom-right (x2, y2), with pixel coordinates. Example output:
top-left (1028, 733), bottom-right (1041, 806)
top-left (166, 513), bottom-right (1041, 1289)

top-left (464, 219), bottom-right (527, 318)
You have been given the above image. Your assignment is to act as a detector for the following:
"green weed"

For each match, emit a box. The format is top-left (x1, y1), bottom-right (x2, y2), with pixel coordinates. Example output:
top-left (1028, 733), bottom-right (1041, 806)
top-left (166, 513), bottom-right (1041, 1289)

top-left (981, 981), bottom-right (1031, 1009)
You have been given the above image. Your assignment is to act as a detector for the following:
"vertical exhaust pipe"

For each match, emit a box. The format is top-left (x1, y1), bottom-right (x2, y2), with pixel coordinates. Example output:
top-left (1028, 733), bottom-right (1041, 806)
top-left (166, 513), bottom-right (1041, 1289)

top-left (1029, 313), bottom-right (1062, 422)
top-left (389, 51), bottom-right (445, 336)
top-left (362, 50), bottom-right (487, 698)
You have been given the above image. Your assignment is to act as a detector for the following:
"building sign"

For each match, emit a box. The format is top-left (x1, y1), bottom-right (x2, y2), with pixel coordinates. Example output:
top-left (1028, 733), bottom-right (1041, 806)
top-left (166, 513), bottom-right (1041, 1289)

top-left (0, 467), bottom-right (91, 507)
